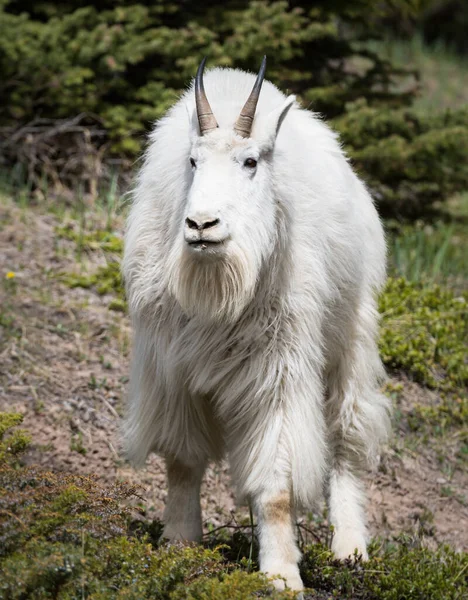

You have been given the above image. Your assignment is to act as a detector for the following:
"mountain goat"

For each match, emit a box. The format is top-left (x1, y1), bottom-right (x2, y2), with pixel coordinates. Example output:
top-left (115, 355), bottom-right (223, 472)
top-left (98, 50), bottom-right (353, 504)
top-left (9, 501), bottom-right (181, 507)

top-left (123, 57), bottom-right (390, 593)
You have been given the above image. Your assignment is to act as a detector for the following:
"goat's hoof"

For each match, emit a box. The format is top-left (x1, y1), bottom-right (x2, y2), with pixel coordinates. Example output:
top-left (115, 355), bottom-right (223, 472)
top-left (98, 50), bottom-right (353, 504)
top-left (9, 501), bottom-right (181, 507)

top-left (332, 532), bottom-right (368, 561)
top-left (270, 579), bottom-right (304, 599)
top-left (266, 566), bottom-right (304, 594)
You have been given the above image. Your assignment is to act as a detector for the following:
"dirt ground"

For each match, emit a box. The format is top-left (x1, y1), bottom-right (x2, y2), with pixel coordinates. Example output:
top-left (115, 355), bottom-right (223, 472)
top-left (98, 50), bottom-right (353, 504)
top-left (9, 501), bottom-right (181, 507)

top-left (1, 199), bottom-right (467, 551)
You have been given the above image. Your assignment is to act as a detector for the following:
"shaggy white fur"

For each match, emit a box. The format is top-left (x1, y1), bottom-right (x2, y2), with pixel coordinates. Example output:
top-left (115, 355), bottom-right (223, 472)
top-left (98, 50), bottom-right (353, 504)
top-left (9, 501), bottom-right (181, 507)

top-left (122, 65), bottom-right (391, 592)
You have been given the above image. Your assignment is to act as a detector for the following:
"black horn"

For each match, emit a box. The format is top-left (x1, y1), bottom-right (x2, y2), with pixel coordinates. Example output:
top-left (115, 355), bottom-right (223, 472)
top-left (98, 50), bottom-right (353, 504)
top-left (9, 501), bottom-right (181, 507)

top-left (234, 56), bottom-right (267, 138)
top-left (195, 57), bottom-right (219, 136)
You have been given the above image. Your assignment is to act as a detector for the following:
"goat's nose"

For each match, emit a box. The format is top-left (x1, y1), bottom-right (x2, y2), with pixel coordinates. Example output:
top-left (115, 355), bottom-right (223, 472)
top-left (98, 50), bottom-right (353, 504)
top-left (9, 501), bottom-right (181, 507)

top-left (185, 216), bottom-right (220, 231)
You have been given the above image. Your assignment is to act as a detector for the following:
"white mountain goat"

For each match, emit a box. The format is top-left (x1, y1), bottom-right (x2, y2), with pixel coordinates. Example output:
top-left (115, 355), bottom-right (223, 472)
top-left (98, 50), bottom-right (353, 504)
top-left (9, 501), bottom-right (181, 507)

top-left (122, 56), bottom-right (391, 593)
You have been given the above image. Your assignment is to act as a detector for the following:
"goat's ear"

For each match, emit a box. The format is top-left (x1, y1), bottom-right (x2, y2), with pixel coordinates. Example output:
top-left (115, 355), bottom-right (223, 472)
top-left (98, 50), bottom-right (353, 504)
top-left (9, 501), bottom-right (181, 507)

top-left (256, 95), bottom-right (296, 151)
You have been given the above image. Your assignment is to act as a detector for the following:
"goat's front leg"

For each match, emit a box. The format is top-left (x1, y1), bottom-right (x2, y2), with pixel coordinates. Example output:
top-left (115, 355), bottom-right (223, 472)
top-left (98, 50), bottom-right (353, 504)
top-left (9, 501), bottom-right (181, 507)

top-left (254, 487), bottom-right (303, 593)
top-left (162, 458), bottom-right (205, 542)
top-left (227, 369), bottom-right (326, 594)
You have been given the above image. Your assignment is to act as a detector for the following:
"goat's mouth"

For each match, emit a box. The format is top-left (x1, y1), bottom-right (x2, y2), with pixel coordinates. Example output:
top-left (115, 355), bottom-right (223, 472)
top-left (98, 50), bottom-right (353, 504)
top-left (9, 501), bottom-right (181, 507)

top-left (188, 240), bottom-right (224, 249)
top-left (185, 236), bottom-right (229, 254)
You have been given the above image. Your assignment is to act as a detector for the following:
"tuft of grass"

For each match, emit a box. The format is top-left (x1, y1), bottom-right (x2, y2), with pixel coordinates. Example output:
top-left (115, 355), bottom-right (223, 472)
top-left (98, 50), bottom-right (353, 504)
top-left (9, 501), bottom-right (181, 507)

top-left (55, 226), bottom-right (123, 254)
top-left (0, 413), bottom-right (31, 464)
top-left (70, 432), bottom-right (87, 456)
top-left (56, 222), bottom-right (126, 311)
top-left (60, 261), bottom-right (126, 312)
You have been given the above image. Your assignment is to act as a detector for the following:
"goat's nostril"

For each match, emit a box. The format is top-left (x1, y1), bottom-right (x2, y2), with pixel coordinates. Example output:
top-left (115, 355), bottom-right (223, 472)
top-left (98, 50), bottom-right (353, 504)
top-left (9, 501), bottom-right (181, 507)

top-left (201, 218), bottom-right (220, 230)
top-left (186, 217), bottom-right (199, 230)
top-left (185, 217), bottom-right (220, 231)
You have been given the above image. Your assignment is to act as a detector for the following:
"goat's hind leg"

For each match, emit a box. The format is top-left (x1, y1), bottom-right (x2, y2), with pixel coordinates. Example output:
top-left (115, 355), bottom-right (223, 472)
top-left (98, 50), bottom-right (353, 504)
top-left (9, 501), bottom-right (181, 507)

top-left (162, 457), bottom-right (206, 542)
top-left (328, 459), bottom-right (368, 560)
top-left (326, 309), bottom-right (390, 560)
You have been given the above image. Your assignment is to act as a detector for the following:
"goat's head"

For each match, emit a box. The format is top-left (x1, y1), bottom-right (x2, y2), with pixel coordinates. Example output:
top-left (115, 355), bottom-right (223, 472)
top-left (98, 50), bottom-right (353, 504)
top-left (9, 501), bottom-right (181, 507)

top-left (167, 57), bottom-right (295, 322)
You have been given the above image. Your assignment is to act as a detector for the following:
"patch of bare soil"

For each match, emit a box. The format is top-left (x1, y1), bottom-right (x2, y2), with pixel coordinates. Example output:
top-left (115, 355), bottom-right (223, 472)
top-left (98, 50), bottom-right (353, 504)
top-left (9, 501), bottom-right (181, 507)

top-left (1, 199), bottom-right (467, 550)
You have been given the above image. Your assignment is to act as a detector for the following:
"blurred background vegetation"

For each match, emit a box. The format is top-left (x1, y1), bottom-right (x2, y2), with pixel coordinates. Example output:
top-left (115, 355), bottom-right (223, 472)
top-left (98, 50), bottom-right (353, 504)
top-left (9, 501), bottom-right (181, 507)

top-left (0, 0), bottom-right (467, 220)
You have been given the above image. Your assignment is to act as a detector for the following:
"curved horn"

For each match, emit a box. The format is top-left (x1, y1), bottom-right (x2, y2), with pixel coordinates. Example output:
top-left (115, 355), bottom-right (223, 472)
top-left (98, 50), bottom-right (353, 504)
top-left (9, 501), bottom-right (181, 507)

top-left (195, 57), bottom-right (218, 136)
top-left (234, 55), bottom-right (267, 138)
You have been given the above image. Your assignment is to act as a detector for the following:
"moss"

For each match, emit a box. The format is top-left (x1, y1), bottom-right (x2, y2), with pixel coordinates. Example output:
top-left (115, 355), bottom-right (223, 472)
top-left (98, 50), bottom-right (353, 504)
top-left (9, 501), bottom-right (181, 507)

top-left (0, 412), bottom-right (31, 464)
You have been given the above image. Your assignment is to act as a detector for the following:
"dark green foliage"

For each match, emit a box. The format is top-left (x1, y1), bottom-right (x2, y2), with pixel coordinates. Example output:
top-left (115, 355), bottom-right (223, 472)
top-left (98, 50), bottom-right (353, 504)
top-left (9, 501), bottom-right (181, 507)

top-left (3, 1), bottom-right (467, 217)
top-left (0, 0), bottom-right (409, 142)
top-left (335, 104), bottom-right (468, 217)
top-left (422, 0), bottom-right (468, 55)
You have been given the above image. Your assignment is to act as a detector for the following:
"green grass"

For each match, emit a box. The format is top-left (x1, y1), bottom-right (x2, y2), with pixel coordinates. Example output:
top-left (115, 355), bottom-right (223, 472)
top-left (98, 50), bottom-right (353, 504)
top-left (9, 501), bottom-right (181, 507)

top-left (386, 191), bottom-right (468, 288)
top-left (367, 33), bottom-right (468, 112)
top-left (0, 164), bottom-right (127, 230)
top-left (388, 221), bottom-right (467, 285)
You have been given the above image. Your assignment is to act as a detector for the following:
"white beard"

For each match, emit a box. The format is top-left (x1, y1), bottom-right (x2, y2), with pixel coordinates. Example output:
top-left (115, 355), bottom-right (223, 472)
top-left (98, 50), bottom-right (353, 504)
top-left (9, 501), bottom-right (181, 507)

top-left (166, 242), bottom-right (259, 323)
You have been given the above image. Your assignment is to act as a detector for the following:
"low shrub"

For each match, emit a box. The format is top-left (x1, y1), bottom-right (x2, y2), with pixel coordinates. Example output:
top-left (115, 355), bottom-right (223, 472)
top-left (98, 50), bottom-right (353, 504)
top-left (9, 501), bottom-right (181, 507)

top-left (334, 104), bottom-right (468, 218)
top-left (301, 539), bottom-right (467, 600)
top-left (1, 413), bottom-right (467, 598)
top-left (379, 277), bottom-right (468, 393)
top-left (0, 413), bottom-right (288, 599)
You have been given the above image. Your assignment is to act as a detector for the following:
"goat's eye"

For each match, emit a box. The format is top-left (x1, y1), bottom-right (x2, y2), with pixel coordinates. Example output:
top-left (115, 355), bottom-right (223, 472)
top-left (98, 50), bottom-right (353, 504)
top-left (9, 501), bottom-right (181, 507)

top-left (190, 157), bottom-right (196, 168)
top-left (244, 158), bottom-right (257, 169)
